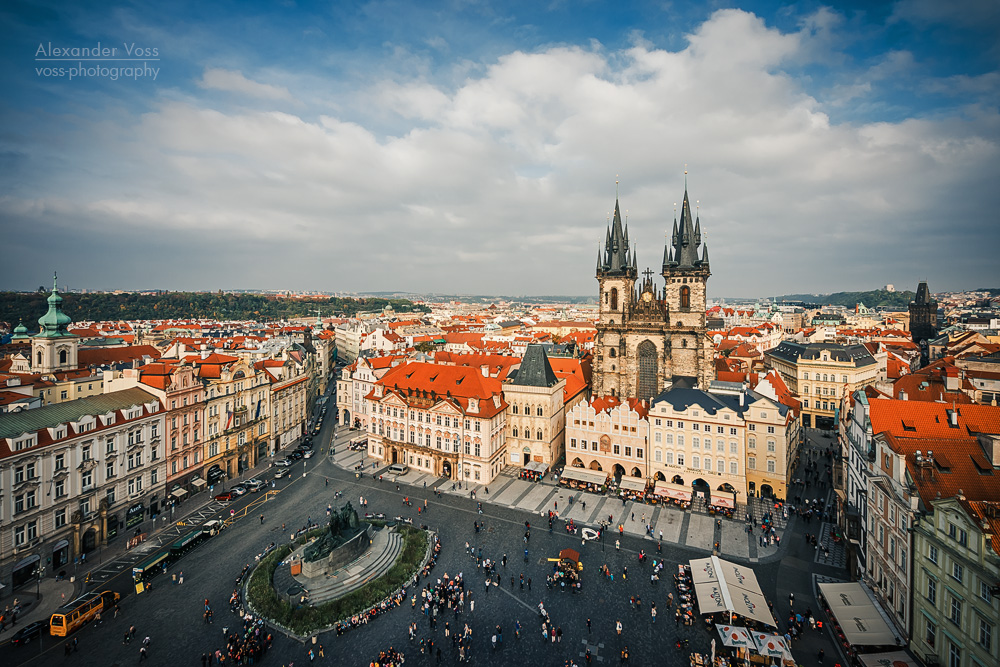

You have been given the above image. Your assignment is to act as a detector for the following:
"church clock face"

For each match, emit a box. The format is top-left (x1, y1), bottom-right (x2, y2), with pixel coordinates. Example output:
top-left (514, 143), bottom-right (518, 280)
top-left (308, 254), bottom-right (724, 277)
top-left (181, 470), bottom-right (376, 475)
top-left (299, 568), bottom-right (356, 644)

top-left (642, 291), bottom-right (653, 303)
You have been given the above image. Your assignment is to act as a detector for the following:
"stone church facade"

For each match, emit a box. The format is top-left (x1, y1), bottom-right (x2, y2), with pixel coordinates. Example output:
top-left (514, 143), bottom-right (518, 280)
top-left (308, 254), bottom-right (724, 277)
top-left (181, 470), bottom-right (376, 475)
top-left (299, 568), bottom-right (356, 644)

top-left (592, 185), bottom-right (715, 401)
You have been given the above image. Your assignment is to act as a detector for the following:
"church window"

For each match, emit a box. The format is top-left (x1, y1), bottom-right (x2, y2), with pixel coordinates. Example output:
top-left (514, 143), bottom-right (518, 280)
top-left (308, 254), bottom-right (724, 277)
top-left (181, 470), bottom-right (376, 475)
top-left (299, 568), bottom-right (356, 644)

top-left (512, 427), bottom-right (518, 438)
top-left (680, 286), bottom-right (691, 309)
top-left (59, 349), bottom-right (67, 364)
top-left (610, 288), bottom-right (618, 311)
top-left (636, 340), bottom-right (658, 402)
top-left (512, 405), bottom-right (518, 414)
top-left (536, 430), bottom-right (543, 440)
top-left (682, 339), bottom-right (687, 348)
top-left (609, 348), bottom-right (616, 358)
top-left (536, 407), bottom-right (543, 416)
top-left (36, 351), bottom-right (42, 365)
top-left (524, 404), bottom-right (530, 414)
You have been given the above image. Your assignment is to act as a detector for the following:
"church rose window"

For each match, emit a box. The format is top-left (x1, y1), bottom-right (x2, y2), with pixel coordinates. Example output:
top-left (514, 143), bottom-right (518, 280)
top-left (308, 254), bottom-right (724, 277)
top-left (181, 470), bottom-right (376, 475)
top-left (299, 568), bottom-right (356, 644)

top-left (636, 340), bottom-right (657, 401)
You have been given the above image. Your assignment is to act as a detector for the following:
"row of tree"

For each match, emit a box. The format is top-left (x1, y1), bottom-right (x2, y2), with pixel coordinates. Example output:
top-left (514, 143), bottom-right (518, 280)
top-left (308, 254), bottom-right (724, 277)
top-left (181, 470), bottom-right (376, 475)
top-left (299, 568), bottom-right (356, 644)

top-left (0, 292), bottom-right (429, 328)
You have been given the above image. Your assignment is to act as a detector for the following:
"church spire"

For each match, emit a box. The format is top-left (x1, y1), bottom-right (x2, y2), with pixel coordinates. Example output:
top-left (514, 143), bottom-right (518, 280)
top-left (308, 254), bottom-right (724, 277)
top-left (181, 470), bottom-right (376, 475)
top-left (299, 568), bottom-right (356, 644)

top-left (600, 194), bottom-right (635, 277)
top-left (672, 185), bottom-right (702, 268)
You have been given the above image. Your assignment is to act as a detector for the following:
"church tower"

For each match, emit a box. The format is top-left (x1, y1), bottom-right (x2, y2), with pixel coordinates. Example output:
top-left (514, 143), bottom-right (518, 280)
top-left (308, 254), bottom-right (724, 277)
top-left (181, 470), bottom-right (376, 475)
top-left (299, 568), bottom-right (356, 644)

top-left (593, 197), bottom-right (638, 398)
top-left (31, 273), bottom-right (79, 373)
top-left (662, 185), bottom-right (714, 389)
top-left (909, 281), bottom-right (937, 366)
top-left (592, 179), bottom-right (715, 401)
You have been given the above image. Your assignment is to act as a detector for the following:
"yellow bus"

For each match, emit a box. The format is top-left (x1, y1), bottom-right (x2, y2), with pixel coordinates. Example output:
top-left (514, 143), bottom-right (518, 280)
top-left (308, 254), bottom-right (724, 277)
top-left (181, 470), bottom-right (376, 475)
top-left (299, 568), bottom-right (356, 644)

top-left (50, 590), bottom-right (120, 636)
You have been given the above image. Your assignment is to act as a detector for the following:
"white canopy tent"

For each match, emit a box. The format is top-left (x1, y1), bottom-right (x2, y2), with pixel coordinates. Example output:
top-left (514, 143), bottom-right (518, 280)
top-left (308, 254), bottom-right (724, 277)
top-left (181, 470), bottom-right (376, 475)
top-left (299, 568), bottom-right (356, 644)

top-left (690, 556), bottom-right (776, 627)
top-left (817, 582), bottom-right (900, 646)
top-left (857, 652), bottom-right (921, 667)
top-left (716, 625), bottom-right (755, 649)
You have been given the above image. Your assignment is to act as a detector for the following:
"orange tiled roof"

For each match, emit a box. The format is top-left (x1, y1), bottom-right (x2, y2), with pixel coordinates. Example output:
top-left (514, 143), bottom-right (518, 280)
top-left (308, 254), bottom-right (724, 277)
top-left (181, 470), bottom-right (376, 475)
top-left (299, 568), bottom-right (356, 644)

top-left (589, 394), bottom-right (650, 419)
top-left (869, 399), bottom-right (1000, 439)
top-left (369, 361), bottom-right (507, 418)
top-left (78, 345), bottom-right (161, 368)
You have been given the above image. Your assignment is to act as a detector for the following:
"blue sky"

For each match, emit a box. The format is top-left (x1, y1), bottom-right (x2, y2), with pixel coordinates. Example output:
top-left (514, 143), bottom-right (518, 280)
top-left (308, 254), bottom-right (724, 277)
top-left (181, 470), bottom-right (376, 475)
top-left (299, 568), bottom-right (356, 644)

top-left (1, 0), bottom-right (998, 298)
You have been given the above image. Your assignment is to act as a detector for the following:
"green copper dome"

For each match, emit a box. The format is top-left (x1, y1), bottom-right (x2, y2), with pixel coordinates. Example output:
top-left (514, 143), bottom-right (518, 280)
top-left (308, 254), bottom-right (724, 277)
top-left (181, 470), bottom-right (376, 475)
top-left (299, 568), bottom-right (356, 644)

top-left (13, 320), bottom-right (28, 335)
top-left (35, 272), bottom-right (75, 338)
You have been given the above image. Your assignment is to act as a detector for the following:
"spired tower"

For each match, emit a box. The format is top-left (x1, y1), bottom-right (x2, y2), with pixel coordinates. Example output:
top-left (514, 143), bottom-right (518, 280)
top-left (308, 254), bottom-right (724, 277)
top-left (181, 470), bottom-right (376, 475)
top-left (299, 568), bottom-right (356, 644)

top-left (909, 281), bottom-right (938, 366)
top-left (31, 272), bottom-right (79, 373)
top-left (593, 181), bottom-right (715, 401)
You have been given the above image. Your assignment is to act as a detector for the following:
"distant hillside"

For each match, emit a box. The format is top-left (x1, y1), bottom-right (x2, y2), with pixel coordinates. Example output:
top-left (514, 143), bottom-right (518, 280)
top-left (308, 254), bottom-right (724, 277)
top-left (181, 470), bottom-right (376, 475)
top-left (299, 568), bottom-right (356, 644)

top-left (0, 292), bottom-right (428, 328)
top-left (773, 289), bottom-right (916, 309)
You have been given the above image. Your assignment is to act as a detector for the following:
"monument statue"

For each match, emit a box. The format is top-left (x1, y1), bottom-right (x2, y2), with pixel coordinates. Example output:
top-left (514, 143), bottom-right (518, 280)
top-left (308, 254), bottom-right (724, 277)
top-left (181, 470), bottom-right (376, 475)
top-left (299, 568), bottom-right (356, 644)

top-left (303, 501), bottom-right (362, 563)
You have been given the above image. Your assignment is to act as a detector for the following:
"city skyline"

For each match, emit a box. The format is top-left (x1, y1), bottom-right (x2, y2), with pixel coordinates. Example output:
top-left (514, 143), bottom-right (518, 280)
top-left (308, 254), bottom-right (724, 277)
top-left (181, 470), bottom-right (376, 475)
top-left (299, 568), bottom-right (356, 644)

top-left (1, 1), bottom-right (998, 296)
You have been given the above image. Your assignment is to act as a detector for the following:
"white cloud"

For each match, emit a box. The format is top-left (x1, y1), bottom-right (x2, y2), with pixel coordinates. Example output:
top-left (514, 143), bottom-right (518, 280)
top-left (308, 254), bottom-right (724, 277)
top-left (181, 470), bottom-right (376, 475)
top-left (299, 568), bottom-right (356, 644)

top-left (197, 67), bottom-right (294, 101)
top-left (4, 8), bottom-right (998, 295)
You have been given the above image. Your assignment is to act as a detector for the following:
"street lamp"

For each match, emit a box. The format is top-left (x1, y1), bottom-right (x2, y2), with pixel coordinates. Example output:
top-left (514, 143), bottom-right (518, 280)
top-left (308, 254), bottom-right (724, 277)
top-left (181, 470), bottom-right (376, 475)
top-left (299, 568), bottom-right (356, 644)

top-left (36, 564), bottom-right (45, 599)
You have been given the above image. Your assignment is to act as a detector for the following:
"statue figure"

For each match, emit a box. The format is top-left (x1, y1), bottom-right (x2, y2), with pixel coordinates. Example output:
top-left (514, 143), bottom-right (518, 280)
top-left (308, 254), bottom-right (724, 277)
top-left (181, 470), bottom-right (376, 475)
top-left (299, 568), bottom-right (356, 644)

top-left (303, 501), bottom-right (362, 562)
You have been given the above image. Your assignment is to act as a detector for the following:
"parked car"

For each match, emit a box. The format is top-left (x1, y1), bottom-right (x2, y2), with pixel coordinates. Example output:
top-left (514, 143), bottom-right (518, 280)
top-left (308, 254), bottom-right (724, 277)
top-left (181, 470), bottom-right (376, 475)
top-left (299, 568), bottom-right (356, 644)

top-left (10, 620), bottom-right (47, 646)
top-left (245, 479), bottom-right (265, 492)
top-left (288, 451), bottom-right (303, 461)
top-left (274, 468), bottom-right (290, 479)
top-left (274, 459), bottom-right (292, 467)
top-left (214, 491), bottom-right (233, 502)
top-left (303, 450), bottom-right (314, 458)
top-left (230, 485), bottom-right (247, 496)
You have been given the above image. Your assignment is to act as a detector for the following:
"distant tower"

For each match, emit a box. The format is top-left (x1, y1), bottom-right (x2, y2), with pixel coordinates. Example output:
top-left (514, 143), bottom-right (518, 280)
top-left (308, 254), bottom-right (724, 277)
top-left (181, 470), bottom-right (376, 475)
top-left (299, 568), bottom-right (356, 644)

top-left (31, 273), bottom-right (79, 373)
top-left (909, 281), bottom-right (937, 365)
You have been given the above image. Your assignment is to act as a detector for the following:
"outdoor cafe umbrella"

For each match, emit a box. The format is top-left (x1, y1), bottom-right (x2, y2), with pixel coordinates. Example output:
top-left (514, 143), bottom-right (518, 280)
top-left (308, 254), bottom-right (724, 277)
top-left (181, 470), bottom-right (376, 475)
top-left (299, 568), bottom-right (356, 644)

top-left (716, 625), bottom-right (755, 649)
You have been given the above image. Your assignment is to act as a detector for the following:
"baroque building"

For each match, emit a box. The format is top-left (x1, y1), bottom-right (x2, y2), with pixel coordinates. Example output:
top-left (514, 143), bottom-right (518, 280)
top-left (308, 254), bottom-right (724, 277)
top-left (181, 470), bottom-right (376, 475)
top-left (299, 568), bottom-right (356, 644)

top-left (592, 184), bottom-right (714, 401)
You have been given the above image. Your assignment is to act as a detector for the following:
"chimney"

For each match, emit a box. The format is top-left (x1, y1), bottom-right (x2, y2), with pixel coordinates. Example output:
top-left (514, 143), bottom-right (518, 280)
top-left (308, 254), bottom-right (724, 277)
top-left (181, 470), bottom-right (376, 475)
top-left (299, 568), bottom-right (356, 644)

top-left (944, 367), bottom-right (959, 392)
top-left (899, 390), bottom-right (907, 401)
top-left (739, 392), bottom-right (745, 407)
top-left (200, 344), bottom-right (209, 360)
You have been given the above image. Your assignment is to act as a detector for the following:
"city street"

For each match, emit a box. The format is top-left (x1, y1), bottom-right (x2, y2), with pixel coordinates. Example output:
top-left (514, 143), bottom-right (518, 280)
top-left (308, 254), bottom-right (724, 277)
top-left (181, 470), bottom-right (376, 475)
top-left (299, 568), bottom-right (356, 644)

top-left (1, 405), bottom-right (848, 667)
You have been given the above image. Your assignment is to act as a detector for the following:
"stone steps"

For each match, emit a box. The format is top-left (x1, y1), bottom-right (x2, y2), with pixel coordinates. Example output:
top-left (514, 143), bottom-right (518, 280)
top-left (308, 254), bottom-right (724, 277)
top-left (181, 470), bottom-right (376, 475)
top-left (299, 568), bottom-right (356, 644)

top-left (303, 529), bottom-right (404, 604)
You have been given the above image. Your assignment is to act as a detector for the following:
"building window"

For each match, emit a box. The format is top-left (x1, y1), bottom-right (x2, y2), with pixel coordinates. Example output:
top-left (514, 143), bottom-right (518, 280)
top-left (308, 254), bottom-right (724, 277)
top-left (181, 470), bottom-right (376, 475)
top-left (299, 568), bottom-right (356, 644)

top-left (625, 446), bottom-right (632, 457)
top-left (748, 457), bottom-right (756, 470)
top-left (677, 454), bottom-right (684, 466)
top-left (613, 444), bottom-right (620, 455)
top-left (982, 581), bottom-right (995, 604)
top-left (927, 578), bottom-right (937, 605)
top-left (767, 440), bottom-right (776, 452)
top-left (106, 486), bottom-right (116, 506)
top-left (767, 460), bottom-right (776, 473)
top-left (950, 597), bottom-right (961, 625)
top-left (693, 455), bottom-right (700, 469)
top-left (925, 620), bottom-right (936, 648)
top-left (948, 643), bottom-right (960, 667)
top-left (54, 478), bottom-right (65, 498)
top-left (730, 461), bottom-right (738, 475)
top-left (654, 449), bottom-right (662, 462)
top-left (655, 432), bottom-right (662, 443)
top-left (929, 545), bottom-right (938, 564)
top-left (980, 619), bottom-right (993, 652)
top-left (952, 562), bottom-right (964, 583)
top-left (55, 508), bottom-right (67, 528)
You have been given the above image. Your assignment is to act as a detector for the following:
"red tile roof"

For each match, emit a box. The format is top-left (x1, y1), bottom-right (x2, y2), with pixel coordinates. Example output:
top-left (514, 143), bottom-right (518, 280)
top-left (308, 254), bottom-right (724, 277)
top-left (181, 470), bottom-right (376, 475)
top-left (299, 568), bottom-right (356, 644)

top-left (78, 345), bottom-right (161, 368)
top-left (370, 361), bottom-right (507, 418)
top-left (869, 399), bottom-right (1000, 440)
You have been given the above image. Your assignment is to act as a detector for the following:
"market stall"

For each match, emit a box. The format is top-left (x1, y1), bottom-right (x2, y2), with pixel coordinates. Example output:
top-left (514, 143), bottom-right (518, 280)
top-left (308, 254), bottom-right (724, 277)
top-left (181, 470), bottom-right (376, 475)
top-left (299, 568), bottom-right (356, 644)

top-left (520, 460), bottom-right (549, 482)
top-left (617, 476), bottom-right (650, 503)
top-left (817, 582), bottom-right (901, 662)
top-left (559, 467), bottom-right (609, 493)
top-left (709, 490), bottom-right (736, 518)
top-left (654, 481), bottom-right (692, 509)
top-left (689, 556), bottom-right (776, 627)
top-left (547, 548), bottom-right (582, 592)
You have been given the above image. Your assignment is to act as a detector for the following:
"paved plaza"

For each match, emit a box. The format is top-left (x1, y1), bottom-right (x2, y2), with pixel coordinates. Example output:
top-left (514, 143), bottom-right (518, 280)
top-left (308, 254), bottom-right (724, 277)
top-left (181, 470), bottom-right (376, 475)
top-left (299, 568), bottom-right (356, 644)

top-left (1, 422), bottom-right (846, 667)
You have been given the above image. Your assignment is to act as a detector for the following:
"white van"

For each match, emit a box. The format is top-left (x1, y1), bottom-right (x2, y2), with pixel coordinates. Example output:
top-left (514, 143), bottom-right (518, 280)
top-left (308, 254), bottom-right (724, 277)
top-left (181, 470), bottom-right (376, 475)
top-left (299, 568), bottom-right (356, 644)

top-left (388, 463), bottom-right (409, 475)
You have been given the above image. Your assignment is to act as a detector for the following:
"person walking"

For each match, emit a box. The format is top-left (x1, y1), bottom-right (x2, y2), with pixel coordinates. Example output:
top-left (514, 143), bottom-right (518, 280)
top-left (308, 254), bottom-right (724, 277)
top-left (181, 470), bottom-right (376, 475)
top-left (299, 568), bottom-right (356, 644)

top-left (587, 618), bottom-right (592, 633)
top-left (616, 620), bottom-right (623, 636)
top-left (178, 571), bottom-right (184, 584)
top-left (651, 603), bottom-right (657, 623)
top-left (139, 646), bottom-right (149, 662)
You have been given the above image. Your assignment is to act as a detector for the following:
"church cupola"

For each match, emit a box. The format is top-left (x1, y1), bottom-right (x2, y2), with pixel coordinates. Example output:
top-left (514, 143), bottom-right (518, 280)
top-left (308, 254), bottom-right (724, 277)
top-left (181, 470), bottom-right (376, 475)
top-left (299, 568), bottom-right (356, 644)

top-left (31, 272), bottom-right (79, 374)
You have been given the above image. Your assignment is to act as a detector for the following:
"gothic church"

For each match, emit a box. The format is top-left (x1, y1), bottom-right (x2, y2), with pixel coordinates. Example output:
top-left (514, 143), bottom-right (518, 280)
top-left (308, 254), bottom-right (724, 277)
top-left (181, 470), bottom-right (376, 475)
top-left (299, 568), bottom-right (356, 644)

top-left (592, 184), bottom-right (715, 400)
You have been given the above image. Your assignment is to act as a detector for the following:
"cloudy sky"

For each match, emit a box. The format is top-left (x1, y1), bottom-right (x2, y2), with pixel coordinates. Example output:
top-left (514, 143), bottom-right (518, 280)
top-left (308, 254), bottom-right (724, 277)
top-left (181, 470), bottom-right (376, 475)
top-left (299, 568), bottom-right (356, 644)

top-left (1, 0), bottom-right (998, 298)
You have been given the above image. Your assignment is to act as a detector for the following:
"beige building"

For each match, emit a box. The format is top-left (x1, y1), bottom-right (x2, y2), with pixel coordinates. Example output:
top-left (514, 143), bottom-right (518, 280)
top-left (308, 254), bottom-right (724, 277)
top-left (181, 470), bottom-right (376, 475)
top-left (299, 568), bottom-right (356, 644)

top-left (649, 383), bottom-right (797, 501)
top-left (765, 342), bottom-right (883, 429)
top-left (565, 396), bottom-right (650, 479)
top-left (505, 345), bottom-right (585, 467)
top-left (194, 354), bottom-right (271, 483)
top-left (0, 388), bottom-right (166, 590)
top-left (364, 361), bottom-right (508, 485)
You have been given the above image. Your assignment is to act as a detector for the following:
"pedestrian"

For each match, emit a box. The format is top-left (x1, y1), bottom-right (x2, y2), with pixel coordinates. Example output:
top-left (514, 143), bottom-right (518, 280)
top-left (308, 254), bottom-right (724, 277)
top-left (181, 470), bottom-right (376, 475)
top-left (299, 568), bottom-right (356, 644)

top-left (139, 646), bottom-right (148, 661)
top-left (527, 577), bottom-right (531, 590)
top-left (587, 618), bottom-right (592, 633)
top-left (651, 604), bottom-right (657, 623)
top-left (818, 649), bottom-right (824, 665)
top-left (179, 571), bottom-right (184, 584)
top-left (616, 620), bottom-right (622, 635)
top-left (172, 573), bottom-right (177, 585)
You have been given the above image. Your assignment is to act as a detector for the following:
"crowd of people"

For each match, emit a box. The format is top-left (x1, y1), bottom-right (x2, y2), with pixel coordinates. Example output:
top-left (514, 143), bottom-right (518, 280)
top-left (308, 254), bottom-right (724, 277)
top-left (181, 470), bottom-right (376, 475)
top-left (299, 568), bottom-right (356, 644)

top-left (369, 646), bottom-right (404, 666)
top-left (215, 613), bottom-right (273, 665)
